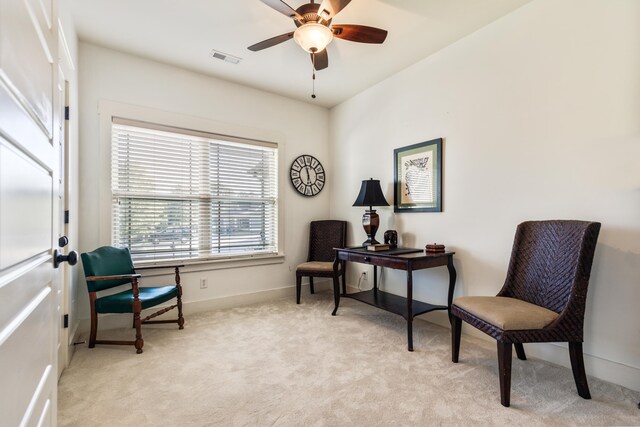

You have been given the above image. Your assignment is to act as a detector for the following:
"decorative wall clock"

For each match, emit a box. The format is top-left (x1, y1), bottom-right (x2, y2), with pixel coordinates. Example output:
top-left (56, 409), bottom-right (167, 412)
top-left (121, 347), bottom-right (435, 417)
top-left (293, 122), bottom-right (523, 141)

top-left (290, 154), bottom-right (325, 197)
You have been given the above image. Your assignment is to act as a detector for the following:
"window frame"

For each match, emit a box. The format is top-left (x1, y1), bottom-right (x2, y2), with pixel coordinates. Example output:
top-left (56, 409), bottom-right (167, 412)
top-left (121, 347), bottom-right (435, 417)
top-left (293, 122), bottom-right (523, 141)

top-left (98, 101), bottom-right (285, 270)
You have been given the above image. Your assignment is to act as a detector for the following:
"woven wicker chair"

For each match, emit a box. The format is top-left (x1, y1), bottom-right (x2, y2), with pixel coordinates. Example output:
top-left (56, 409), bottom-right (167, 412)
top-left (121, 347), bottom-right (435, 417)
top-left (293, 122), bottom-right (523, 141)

top-left (296, 220), bottom-right (347, 304)
top-left (451, 220), bottom-right (601, 407)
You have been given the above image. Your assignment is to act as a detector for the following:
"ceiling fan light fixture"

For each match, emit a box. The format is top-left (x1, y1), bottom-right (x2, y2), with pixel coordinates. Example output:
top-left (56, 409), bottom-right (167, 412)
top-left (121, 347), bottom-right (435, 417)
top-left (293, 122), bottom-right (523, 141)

top-left (293, 23), bottom-right (333, 53)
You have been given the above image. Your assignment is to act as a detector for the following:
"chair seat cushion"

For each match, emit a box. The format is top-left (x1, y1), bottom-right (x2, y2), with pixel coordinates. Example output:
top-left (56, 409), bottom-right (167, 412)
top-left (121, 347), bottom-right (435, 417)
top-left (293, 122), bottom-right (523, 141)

top-left (296, 261), bottom-right (340, 273)
top-left (453, 296), bottom-right (559, 330)
top-left (96, 286), bottom-right (178, 313)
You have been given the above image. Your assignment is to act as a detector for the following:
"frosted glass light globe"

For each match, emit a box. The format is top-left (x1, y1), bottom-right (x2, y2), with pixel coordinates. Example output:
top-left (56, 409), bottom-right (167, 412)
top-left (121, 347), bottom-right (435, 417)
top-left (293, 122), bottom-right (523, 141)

top-left (293, 23), bottom-right (333, 53)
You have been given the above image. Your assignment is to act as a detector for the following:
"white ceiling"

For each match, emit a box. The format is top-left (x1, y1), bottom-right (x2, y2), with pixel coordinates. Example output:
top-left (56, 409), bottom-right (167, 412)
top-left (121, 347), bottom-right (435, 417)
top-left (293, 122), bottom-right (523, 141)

top-left (71, 0), bottom-right (531, 108)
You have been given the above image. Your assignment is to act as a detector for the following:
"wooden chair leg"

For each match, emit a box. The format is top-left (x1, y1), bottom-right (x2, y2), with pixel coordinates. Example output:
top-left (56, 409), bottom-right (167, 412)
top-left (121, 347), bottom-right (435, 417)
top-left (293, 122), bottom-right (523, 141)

top-left (89, 293), bottom-right (97, 348)
top-left (89, 310), bottom-right (98, 348)
top-left (176, 286), bottom-right (185, 330)
top-left (309, 277), bottom-right (315, 294)
top-left (514, 343), bottom-right (527, 360)
top-left (132, 282), bottom-right (144, 354)
top-left (569, 342), bottom-right (591, 399)
top-left (497, 341), bottom-right (513, 407)
top-left (175, 266), bottom-right (184, 329)
top-left (133, 312), bottom-right (143, 354)
top-left (451, 316), bottom-right (462, 363)
top-left (296, 274), bottom-right (302, 304)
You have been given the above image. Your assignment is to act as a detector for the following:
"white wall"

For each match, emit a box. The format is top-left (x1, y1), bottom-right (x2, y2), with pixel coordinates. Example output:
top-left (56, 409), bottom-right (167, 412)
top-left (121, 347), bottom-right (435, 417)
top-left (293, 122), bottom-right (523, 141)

top-left (329, 0), bottom-right (640, 391)
top-left (78, 43), bottom-right (331, 320)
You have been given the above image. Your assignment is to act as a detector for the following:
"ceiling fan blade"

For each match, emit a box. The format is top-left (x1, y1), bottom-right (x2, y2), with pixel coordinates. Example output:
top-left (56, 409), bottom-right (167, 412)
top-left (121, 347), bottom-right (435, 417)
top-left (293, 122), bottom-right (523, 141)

top-left (332, 25), bottom-right (388, 44)
top-left (248, 32), bottom-right (294, 51)
top-left (317, 0), bottom-right (352, 20)
top-left (259, 0), bottom-right (303, 21)
top-left (311, 49), bottom-right (328, 70)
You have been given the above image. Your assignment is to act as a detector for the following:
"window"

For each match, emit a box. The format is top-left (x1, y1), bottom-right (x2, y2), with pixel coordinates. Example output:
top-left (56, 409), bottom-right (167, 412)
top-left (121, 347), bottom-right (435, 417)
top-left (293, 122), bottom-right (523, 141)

top-left (111, 118), bottom-right (278, 262)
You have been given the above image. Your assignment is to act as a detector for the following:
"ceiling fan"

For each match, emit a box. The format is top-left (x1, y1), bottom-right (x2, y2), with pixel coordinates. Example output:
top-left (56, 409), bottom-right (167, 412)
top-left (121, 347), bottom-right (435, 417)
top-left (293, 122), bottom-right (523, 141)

top-left (248, 0), bottom-right (388, 73)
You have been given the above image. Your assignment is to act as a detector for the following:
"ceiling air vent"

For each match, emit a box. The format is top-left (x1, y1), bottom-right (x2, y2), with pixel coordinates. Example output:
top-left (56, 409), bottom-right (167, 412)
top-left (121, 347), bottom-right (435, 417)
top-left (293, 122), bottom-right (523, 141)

top-left (210, 49), bottom-right (242, 65)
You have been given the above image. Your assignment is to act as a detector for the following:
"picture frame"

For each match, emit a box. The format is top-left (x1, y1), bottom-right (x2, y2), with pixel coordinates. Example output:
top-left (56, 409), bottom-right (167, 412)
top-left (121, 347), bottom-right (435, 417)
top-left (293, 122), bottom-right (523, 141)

top-left (393, 138), bottom-right (443, 213)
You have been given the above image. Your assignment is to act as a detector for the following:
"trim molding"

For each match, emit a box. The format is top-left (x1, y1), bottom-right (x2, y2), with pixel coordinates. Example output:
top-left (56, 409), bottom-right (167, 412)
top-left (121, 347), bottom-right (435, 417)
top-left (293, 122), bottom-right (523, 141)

top-left (75, 279), bottom-right (333, 335)
top-left (74, 280), bottom-right (639, 393)
top-left (426, 311), bottom-right (640, 393)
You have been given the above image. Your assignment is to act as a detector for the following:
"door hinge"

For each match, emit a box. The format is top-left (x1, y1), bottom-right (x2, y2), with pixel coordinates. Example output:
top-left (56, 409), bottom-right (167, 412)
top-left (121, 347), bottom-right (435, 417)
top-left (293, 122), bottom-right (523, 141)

top-left (63, 314), bottom-right (69, 328)
top-left (64, 210), bottom-right (69, 224)
top-left (64, 106), bottom-right (70, 120)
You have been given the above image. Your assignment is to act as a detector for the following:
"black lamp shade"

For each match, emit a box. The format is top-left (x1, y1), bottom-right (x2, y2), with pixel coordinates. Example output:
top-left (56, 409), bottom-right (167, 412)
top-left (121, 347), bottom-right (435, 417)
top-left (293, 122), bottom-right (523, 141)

top-left (352, 179), bottom-right (389, 208)
top-left (352, 178), bottom-right (388, 247)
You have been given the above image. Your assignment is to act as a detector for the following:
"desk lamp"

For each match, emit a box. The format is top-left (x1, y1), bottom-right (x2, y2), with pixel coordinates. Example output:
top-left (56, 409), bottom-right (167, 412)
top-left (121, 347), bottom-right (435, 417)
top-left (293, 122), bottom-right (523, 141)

top-left (353, 178), bottom-right (389, 246)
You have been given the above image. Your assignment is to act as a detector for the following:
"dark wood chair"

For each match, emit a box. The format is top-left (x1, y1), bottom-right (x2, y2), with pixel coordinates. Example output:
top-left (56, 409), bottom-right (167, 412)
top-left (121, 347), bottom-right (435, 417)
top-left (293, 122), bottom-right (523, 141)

top-left (296, 220), bottom-right (347, 304)
top-left (81, 246), bottom-right (185, 354)
top-left (451, 220), bottom-right (601, 407)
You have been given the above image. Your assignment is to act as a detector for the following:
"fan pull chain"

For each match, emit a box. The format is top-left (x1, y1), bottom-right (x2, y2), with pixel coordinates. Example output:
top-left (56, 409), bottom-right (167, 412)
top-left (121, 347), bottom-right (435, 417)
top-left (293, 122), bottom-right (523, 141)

top-left (311, 52), bottom-right (317, 99)
top-left (312, 72), bottom-right (316, 99)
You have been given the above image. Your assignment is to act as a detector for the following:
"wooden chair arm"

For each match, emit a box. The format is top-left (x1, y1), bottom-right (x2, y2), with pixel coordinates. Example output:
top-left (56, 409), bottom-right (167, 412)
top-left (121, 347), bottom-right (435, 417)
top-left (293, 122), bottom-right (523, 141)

top-left (86, 274), bottom-right (142, 281)
top-left (134, 265), bottom-right (184, 271)
top-left (134, 265), bottom-right (183, 288)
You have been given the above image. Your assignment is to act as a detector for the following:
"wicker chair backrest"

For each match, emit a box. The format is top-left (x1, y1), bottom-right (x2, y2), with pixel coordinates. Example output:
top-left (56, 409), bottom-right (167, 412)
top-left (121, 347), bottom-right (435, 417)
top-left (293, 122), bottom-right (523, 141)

top-left (498, 220), bottom-right (601, 314)
top-left (308, 220), bottom-right (347, 262)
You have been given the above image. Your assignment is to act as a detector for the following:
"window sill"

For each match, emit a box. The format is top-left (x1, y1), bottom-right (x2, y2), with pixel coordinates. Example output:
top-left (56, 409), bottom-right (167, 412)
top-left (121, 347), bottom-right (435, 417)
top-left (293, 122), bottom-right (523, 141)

top-left (133, 253), bottom-right (285, 273)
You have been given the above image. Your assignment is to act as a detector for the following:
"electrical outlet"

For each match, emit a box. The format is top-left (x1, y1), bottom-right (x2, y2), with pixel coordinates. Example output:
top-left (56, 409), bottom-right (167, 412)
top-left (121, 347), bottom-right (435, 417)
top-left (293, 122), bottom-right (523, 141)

top-left (200, 278), bottom-right (208, 289)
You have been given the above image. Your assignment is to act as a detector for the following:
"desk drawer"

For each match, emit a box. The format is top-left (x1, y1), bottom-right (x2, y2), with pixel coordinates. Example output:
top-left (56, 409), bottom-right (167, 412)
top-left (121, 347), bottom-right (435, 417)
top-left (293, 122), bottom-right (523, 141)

top-left (348, 252), bottom-right (411, 270)
top-left (348, 252), bottom-right (375, 264)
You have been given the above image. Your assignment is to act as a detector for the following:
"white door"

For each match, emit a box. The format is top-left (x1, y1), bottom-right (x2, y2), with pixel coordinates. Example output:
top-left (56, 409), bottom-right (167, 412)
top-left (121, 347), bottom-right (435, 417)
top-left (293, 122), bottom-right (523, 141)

top-left (56, 26), bottom-right (77, 376)
top-left (55, 63), bottom-right (68, 380)
top-left (56, 29), bottom-right (77, 376)
top-left (0, 0), bottom-right (62, 425)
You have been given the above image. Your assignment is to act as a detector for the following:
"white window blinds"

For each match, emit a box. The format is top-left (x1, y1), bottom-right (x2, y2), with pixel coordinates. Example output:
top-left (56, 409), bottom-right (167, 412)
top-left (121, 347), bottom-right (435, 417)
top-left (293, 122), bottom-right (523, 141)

top-left (111, 119), bottom-right (278, 261)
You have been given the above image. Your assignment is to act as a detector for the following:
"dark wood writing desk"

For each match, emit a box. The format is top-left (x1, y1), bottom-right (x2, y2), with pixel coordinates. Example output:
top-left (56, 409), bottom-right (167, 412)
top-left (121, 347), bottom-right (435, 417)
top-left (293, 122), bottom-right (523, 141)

top-left (332, 247), bottom-right (456, 352)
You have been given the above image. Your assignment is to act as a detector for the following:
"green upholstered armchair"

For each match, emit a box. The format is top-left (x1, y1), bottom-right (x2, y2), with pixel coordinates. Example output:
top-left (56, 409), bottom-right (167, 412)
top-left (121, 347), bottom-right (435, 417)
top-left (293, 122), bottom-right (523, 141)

top-left (81, 246), bottom-right (185, 354)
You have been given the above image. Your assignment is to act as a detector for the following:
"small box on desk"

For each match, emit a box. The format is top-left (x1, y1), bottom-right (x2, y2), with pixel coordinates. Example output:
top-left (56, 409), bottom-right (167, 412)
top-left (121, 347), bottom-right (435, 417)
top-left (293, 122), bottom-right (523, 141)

top-left (425, 243), bottom-right (445, 254)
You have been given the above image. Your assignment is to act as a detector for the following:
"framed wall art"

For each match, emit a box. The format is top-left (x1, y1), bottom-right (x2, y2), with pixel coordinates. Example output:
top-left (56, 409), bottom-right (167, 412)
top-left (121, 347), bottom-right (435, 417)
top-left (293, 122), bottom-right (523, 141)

top-left (393, 138), bottom-right (443, 213)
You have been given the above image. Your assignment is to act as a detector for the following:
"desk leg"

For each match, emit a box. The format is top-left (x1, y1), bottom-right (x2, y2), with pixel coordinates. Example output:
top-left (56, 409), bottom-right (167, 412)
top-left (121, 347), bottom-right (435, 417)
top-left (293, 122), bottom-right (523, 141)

top-left (446, 256), bottom-right (457, 326)
top-left (407, 267), bottom-right (414, 352)
top-left (332, 257), bottom-right (341, 316)
top-left (373, 265), bottom-right (378, 296)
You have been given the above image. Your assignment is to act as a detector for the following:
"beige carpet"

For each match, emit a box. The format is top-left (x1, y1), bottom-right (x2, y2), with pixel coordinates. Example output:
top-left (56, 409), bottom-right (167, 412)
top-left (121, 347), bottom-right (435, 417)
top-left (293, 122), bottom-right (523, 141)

top-left (58, 292), bottom-right (639, 426)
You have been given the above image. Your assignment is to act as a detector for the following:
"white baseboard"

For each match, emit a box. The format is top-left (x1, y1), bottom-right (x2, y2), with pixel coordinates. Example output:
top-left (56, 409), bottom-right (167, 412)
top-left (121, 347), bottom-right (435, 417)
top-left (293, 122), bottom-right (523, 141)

top-left (422, 311), bottom-right (640, 393)
top-left (525, 340), bottom-right (640, 393)
top-left (73, 281), bottom-right (639, 393)
top-left (75, 280), bottom-right (333, 337)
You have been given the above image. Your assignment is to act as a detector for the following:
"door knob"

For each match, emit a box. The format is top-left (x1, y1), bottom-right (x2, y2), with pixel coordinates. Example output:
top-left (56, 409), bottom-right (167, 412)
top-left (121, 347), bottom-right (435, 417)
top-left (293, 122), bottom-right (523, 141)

top-left (54, 249), bottom-right (78, 268)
